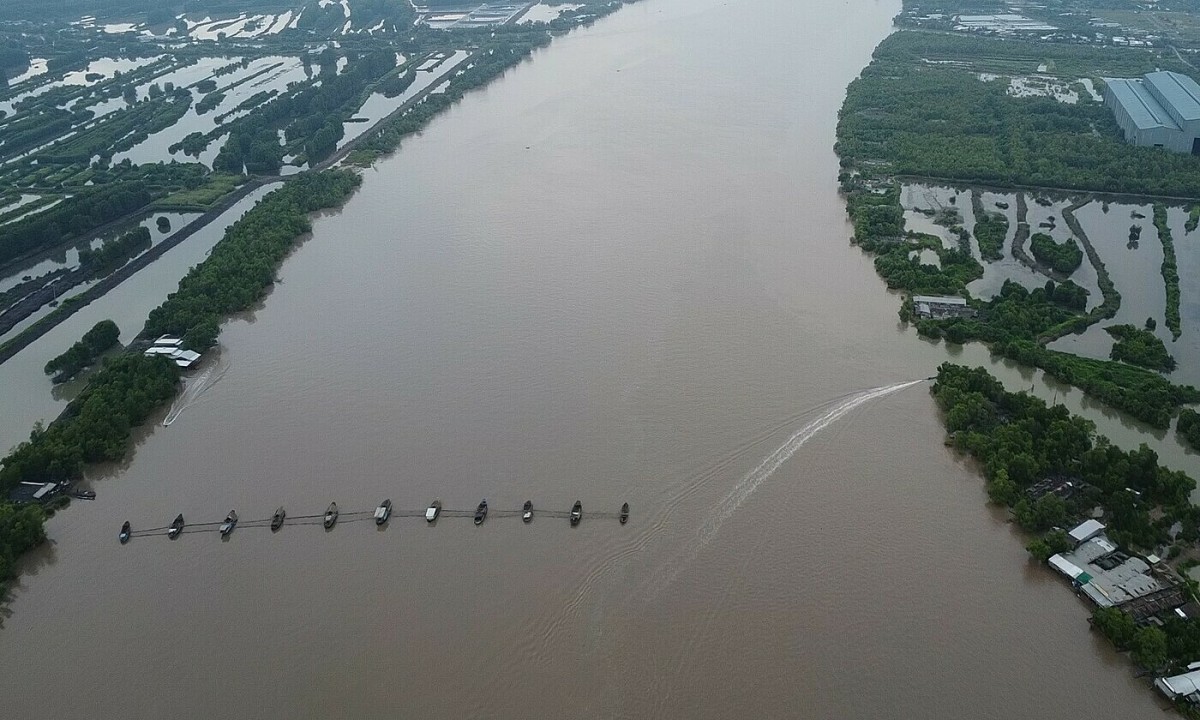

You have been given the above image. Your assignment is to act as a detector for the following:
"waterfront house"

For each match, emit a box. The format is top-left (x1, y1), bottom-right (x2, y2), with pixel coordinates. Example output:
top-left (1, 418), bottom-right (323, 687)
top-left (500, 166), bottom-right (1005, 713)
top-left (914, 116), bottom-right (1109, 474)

top-left (1156, 664), bottom-right (1200, 705)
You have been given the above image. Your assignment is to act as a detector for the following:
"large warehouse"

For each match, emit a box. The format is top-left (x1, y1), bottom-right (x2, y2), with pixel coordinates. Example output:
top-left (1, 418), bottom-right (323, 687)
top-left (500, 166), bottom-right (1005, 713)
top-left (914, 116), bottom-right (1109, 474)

top-left (1103, 70), bottom-right (1200, 154)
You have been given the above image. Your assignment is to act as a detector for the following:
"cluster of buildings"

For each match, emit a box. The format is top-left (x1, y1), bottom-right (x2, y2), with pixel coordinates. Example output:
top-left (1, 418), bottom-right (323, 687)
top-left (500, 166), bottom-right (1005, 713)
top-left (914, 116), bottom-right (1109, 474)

top-left (143, 335), bottom-right (201, 368)
top-left (1103, 71), bottom-right (1200, 155)
top-left (1044, 516), bottom-right (1200, 706)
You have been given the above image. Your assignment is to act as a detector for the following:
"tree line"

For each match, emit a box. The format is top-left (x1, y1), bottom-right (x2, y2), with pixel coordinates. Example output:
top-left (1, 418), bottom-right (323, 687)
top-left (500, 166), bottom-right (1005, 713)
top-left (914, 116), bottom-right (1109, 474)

top-left (43, 319), bottom-right (121, 383)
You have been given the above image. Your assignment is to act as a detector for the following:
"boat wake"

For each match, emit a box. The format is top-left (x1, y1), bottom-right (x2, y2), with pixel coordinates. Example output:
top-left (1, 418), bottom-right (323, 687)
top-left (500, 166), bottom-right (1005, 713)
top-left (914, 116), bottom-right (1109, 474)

top-left (642, 378), bottom-right (926, 600)
top-left (162, 353), bottom-right (229, 427)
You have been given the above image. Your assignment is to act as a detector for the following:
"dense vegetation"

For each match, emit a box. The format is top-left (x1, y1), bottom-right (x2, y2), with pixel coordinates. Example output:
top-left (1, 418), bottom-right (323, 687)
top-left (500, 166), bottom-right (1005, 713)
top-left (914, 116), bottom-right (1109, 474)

top-left (838, 32), bottom-right (1200, 197)
top-left (1178, 409), bottom-right (1200, 452)
top-left (0, 164), bottom-right (205, 266)
top-left (143, 170), bottom-right (361, 349)
top-left (43, 319), bottom-right (120, 383)
top-left (1106, 324), bottom-right (1176, 372)
top-left (2, 354), bottom-right (179, 494)
top-left (78, 226), bottom-right (152, 276)
top-left (0, 502), bottom-right (46, 596)
top-left (1153, 204), bottom-right (1183, 339)
top-left (971, 191), bottom-right (1007, 260)
top-left (1028, 232), bottom-right (1083, 274)
top-left (934, 364), bottom-right (1196, 553)
top-left (911, 280), bottom-right (1197, 427)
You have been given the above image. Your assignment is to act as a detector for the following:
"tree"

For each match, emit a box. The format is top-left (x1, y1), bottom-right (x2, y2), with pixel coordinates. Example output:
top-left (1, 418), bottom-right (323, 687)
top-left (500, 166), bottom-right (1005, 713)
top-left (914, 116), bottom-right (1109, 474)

top-left (1132, 626), bottom-right (1169, 670)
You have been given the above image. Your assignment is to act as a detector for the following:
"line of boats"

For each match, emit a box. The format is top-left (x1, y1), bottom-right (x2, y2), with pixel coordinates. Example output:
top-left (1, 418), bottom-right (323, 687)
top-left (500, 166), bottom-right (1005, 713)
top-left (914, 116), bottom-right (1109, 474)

top-left (119, 499), bottom-right (630, 543)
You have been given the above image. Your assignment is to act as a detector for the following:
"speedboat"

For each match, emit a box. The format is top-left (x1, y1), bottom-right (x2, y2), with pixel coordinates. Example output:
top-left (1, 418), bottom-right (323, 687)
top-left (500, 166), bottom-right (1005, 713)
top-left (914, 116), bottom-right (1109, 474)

top-left (522, 500), bottom-right (533, 523)
top-left (119, 521), bottom-right (131, 544)
top-left (219, 509), bottom-right (238, 537)
top-left (425, 499), bottom-right (441, 523)
top-left (324, 502), bottom-right (339, 529)
top-left (570, 500), bottom-right (582, 526)
top-left (167, 513), bottom-right (185, 539)
top-left (474, 499), bottom-right (488, 526)
top-left (271, 506), bottom-right (286, 531)
top-left (619, 502), bottom-right (630, 525)
top-left (73, 489), bottom-right (97, 500)
top-left (375, 499), bottom-right (392, 525)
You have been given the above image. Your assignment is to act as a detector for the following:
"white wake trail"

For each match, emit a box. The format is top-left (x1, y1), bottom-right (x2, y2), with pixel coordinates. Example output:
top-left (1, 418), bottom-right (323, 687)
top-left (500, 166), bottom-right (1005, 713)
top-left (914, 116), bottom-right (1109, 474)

top-left (162, 355), bottom-right (229, 426)
top-left (643, 378), bottom-right (925, 599)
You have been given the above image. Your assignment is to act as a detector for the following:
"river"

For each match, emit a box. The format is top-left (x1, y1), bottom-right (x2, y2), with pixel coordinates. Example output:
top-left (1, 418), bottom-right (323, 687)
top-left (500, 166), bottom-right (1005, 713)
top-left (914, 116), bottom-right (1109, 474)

top-left (0, 0), bottom-right (1174, 717)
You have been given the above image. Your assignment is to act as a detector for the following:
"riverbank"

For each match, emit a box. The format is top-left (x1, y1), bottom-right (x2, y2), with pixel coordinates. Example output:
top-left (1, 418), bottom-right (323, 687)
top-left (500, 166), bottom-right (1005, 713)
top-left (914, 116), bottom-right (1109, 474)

top-left (0, 1), bottom-right (1177, 717)
top-left (841, 14), bottom-right (1200, 715)
top-left (0, 0), bottom-right (643, 600)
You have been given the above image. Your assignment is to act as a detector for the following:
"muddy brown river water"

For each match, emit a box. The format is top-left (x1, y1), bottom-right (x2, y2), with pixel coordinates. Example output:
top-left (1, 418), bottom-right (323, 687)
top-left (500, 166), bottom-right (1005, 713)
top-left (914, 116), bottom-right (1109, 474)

top-left (0, 0), bottom-right (1179, 717)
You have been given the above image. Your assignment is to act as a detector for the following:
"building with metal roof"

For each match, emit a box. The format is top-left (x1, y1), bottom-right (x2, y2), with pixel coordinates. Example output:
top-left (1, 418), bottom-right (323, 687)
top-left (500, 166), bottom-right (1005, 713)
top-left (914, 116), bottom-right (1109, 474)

top-left (1103, 71), bottom-right (1200, 154)
top-left (1067, 519), bottom-right (1105, 545)
top-left (1156, 665), bottom-right (1200, 705)
top-left (1048, 532), bottom-right (1169, 609)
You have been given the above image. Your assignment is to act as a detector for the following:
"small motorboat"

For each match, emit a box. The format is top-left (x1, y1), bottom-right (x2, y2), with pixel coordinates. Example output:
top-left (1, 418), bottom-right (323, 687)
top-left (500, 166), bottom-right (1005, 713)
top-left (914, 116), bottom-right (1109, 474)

top-left (271, 506), bottom-right (286, 531)
top-left (73, 489), bottom-right (97, 500)
top-left (324, 502), bottom-right (339, 529)
top-left (119, 521), bottom-right (131, 544)
top-left (168, 513), bottom-right (185, 539)
top-left (570, 500), bottom-right (582, 527)
top-left (425, 499), bottom-right (442, 523)
top-left (474, 499), bottom-right (488, 526)
top-left (619, 502), bottom-right (630, 525)
top-left (522, 500), bottom-right (533, 524)
top-left (219, 509), bottom-right (238, 537)
top-left (374, 499), bottom-right (392, 526)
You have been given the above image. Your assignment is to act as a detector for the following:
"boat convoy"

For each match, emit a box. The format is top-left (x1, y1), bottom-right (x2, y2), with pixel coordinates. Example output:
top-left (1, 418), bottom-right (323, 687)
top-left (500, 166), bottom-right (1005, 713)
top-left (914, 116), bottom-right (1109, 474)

top-left (119, 499), bottom-right (627, 542)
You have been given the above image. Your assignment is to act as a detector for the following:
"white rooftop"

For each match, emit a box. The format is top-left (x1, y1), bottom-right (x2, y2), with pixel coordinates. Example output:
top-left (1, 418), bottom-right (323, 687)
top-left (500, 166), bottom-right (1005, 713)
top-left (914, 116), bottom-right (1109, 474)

top-left (912, 295), bottom-right (967, 306)
top-left (1156, 669), bottom-right (1200, 699)
top-left (1069, 519), bottom-right (1106, 544)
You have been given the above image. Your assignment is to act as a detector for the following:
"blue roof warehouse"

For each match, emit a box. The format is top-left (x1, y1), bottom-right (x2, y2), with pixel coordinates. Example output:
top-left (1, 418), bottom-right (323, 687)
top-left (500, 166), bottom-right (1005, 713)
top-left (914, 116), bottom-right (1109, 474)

top-left (1103, 71), bottom-right (1200, 154)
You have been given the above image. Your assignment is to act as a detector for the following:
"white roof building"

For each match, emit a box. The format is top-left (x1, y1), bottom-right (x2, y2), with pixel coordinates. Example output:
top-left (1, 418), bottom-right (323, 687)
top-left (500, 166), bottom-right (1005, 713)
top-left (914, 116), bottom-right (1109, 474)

top-left (1068, 519), bottom-right (1106, 545)
top-left (1156, 667), bottom-right (1200, 703)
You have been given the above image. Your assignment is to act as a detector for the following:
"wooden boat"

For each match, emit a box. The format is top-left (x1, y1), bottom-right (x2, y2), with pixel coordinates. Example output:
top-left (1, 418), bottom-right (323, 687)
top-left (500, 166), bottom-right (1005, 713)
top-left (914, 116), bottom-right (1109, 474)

top-left (271, 506), bottom-right (286, 531)
top-left (619, 502), bottom-right (630, 525)
top-left (219, 509), bottom-right (238, 537)
top-left (522, 500), bottom-right (533, 523)
top-left (167, 513), bottom-right (185, 539)
top-left (570, 500), bottom-right (582, 526)
top-left (374, 499), bottom-right (392, 525)
top-left (324, 502), bottom-right (339, 529)
top-left (474, 499), bottom-right (488, 526)
top-left (119, 521), bottom-right (131, 544)
top-left (425, 499), bottom-right (442, 523)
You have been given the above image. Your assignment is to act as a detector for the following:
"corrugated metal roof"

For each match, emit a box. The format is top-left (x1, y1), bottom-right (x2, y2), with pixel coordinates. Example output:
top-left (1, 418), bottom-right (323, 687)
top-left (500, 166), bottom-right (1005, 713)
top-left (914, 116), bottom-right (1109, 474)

top-left (911, 295), bottom-right (967, 305)
top-left (1048, 554), bottom-right (1084, 579)
top-left (1158, 670), bottom-right (1200, 698)
top-left (1068, 518), bottom-right (1105, 543)
top-left (1145, 71), bottom-right (1200, 122)
top-left (1105, 77), bottom-right (1181, 131)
